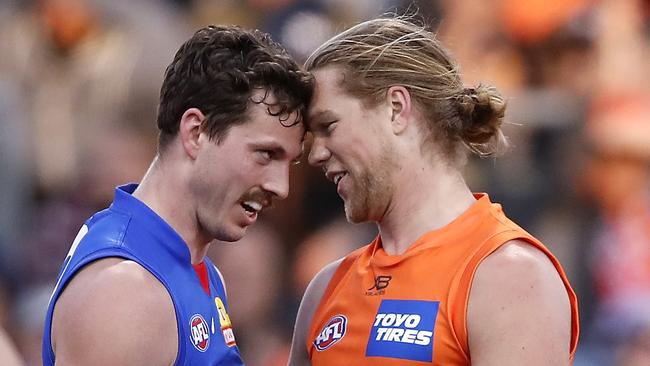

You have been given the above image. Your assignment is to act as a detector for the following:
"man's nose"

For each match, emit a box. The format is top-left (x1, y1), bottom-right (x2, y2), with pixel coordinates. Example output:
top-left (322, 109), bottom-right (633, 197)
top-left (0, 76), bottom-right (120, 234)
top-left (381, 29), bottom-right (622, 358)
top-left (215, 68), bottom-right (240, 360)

top-left (308, 136), bottom-right (331, 167)
top-left (262, 163), bottom-right (290, 200)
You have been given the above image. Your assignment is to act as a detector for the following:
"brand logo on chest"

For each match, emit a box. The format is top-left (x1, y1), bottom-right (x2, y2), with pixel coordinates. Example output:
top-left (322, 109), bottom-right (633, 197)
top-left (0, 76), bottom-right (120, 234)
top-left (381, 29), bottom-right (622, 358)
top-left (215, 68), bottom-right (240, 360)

top-left (313, 314), bottom-right (348, 351)
top-left (190, 314), bottom-right (210, 352)
top-left (366, 299), bottom-right (439, 362)
top-left (366, 275), bottom-right (392, 296)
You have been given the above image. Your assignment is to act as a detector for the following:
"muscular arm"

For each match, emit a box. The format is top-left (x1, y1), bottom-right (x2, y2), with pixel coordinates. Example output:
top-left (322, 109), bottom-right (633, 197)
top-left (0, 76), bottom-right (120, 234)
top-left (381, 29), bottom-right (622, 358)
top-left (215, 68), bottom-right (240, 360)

top-left (51, 258), bottom-right (177, 366)
top-left (288, 258), bottom-right (342, 366)
top-left (467, 240), bottom-right (572, 365)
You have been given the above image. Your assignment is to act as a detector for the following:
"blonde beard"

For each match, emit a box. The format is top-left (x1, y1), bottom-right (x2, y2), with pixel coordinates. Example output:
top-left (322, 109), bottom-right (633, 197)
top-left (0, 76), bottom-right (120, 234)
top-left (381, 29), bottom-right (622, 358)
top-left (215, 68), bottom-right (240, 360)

top-left (344, 143), bottom-right (397, 223)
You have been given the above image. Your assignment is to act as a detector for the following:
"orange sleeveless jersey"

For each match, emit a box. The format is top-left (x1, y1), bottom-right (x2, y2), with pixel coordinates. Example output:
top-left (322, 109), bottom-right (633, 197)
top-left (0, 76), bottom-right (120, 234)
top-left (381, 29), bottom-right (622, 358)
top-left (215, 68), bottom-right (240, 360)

top-left (307, 194), bottom-right (579, 365)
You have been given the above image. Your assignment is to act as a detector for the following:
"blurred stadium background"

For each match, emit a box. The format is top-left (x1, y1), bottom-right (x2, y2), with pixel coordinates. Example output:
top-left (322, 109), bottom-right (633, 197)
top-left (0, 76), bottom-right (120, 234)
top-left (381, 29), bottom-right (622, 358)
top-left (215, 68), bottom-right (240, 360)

top-left (0, 0), bottom-right (649, 365)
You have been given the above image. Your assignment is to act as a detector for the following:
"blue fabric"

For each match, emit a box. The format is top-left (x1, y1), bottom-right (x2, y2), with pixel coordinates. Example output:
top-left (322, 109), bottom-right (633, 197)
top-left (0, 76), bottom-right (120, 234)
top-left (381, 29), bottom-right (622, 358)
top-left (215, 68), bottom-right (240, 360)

top-left (365, 299), bottom-right (439, 362)
top-left (42, 184), bottom-right (244, 365)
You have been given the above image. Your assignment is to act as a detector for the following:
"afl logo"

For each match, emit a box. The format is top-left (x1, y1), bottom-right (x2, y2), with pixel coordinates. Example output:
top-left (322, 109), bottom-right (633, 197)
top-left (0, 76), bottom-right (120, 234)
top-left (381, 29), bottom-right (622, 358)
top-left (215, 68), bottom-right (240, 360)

top-left (190, 314), bottom-right (210, 352)
top-left (313, 315), bottom-right (347, 351)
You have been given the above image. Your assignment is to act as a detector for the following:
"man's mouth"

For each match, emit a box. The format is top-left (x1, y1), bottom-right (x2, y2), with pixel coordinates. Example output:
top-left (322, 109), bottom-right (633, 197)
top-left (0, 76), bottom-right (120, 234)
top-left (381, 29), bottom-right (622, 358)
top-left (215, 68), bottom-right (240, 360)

top-left (326, 170), bottom-right (348, 186)
top-left (334, 172), bottom-right (347, 185)
top-left (241, 201), bottom-right (263, 214)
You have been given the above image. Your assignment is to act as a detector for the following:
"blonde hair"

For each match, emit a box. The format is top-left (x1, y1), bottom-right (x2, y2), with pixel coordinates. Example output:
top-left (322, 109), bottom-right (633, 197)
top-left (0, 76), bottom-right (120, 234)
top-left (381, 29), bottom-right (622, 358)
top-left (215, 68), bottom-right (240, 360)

top-left (305, 17), bottom-right (507, 162)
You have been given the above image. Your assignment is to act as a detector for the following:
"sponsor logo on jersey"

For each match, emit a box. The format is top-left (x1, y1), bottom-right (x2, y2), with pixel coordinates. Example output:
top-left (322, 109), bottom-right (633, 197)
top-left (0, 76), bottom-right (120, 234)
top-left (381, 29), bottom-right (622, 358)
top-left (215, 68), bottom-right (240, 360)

top-left (366, 299), bottom-right (439, 362)
top-left (366, 275), bottom-right (392, 296)
top-left (314, 314), bottom-right (348, 351)
top-left (215, 297), bottom-right (236, 347)
top-left (190, 314), bottom-right (210, 352)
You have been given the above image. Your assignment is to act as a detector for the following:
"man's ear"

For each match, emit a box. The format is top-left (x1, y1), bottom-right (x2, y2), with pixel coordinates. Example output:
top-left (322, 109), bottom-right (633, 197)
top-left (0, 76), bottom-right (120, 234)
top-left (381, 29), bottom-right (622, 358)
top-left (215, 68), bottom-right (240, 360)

top-left (179, 108), bottom-right (205, 160)
top-left (386, 85), bottom-right (412, 135)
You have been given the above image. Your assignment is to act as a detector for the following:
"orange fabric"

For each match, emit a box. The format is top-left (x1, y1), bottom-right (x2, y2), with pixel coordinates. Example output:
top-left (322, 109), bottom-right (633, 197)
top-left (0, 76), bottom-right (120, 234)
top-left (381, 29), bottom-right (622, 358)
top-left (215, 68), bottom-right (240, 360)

top-left (307, 194), bottom-right (579, 365)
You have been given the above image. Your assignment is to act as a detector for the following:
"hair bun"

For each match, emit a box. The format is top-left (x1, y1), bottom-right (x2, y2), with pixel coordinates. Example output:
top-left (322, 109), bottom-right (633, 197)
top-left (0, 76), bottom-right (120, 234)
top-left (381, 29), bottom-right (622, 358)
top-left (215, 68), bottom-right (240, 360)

top-left (456, 84), bottom-right (507, 156)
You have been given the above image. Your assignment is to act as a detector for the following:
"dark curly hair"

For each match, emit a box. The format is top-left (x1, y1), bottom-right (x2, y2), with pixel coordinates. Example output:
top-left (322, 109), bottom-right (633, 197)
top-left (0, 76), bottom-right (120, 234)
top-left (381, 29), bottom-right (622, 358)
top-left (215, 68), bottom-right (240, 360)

top-left (157, 25), bottom-right (314, 150)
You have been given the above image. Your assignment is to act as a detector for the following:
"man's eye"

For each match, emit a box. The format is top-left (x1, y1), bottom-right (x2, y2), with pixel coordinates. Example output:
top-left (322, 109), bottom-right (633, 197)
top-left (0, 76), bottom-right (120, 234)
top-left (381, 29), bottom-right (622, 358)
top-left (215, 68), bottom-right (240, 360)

top-left (325, 121), bottom-right (338, 132)
top-left (258, 150), bottom-right (273, 161)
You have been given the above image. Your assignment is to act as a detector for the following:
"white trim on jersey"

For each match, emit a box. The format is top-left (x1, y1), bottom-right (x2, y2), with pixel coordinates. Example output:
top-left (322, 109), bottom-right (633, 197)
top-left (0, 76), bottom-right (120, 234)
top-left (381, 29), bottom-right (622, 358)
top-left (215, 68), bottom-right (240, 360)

top-left (213, 264), bottom-right (227, 297)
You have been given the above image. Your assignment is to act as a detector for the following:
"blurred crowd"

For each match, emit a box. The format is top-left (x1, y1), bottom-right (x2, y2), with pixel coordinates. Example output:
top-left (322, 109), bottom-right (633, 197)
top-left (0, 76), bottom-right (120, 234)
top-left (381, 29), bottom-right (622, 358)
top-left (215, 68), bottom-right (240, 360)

top-left (0, 0), bottom-right (649, 365)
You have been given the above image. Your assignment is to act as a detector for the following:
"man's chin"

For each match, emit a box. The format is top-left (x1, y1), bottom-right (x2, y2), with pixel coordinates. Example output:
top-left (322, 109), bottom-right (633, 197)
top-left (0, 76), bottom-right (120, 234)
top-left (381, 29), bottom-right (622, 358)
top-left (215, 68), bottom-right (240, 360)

top-left (213, 226), bottom-right (248, 243)
top-left (344, 204), bottom-right (369, 224)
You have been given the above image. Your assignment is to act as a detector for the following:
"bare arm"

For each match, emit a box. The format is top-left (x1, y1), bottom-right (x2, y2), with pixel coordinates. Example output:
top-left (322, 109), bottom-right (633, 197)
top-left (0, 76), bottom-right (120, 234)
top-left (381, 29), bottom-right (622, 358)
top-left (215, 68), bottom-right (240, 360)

top-left (51, 258), bottom-right (177, 366)
top-left (467, 240), bottom-right (572, 365)
top-left (0, 327), bottom-right (23, 366)
top-left (288, 258), bottom-right (342, 366)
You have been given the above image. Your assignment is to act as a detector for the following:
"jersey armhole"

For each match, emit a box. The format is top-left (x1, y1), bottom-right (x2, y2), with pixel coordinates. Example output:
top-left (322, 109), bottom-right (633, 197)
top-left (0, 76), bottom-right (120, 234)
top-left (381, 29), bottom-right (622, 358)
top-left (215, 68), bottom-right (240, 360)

top-left (450, 231), bottom-right (579, 361)
top-left (48, 252), bottom-right (186, 366)
top-left (305, 249), bottom-right (363, 356)
top-left (447, 230), bottom-right (525, 361)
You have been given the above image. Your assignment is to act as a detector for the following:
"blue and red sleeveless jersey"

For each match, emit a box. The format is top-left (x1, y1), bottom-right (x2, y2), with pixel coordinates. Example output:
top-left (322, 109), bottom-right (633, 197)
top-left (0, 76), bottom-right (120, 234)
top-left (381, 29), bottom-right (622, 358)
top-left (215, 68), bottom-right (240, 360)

top-left (42, 184), bottom-right (244, 365)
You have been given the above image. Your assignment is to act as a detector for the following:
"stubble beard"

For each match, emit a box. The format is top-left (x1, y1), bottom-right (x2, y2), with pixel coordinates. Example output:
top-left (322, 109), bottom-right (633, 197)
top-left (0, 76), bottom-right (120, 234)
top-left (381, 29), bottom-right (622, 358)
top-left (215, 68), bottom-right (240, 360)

top-left (344, 145), bottom-right (396, 224)
top-left (197, 208), bottom-right (245, 243)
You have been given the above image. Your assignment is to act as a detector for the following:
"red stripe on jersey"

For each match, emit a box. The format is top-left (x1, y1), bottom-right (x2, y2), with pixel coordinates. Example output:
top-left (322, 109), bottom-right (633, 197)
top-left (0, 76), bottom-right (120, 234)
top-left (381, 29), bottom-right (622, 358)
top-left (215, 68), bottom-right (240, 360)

top-left (192, 262), bottom-right (210, 296)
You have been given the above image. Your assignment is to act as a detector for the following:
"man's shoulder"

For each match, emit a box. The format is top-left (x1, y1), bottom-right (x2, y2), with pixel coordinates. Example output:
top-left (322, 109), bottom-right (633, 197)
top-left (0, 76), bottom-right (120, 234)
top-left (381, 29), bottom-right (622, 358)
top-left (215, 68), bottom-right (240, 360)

top-left (53, 258), bottom-right (175, 328)
top-left (51, 258), bottom-right (177, 365)
top-left (309, 257), bottom-right (345, 294)
top-left (480, 239), bottom-right (560, 278)
top-left (467, 239), bottom-right (573, 364)
top-left (288, 257), bottom-right (345, 366)
top-left (72, 206), bottom-right (154, 258)
top-left (57, 212), bottom-right (135, 278)
top-left (72, 207), bottom-right (132, 251)
top-left (308, 244), bottom-right (369, 297)
top-left (471, 239), bottom-right (569, 301)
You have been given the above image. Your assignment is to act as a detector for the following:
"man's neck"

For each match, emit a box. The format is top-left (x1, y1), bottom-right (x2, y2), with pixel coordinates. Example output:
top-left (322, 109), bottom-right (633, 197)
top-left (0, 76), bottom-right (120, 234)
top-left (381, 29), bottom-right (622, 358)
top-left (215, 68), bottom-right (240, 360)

top-left (377, 160), bottom-right (475, 256)
top-left (132, 156), bottom-right (210, 264)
